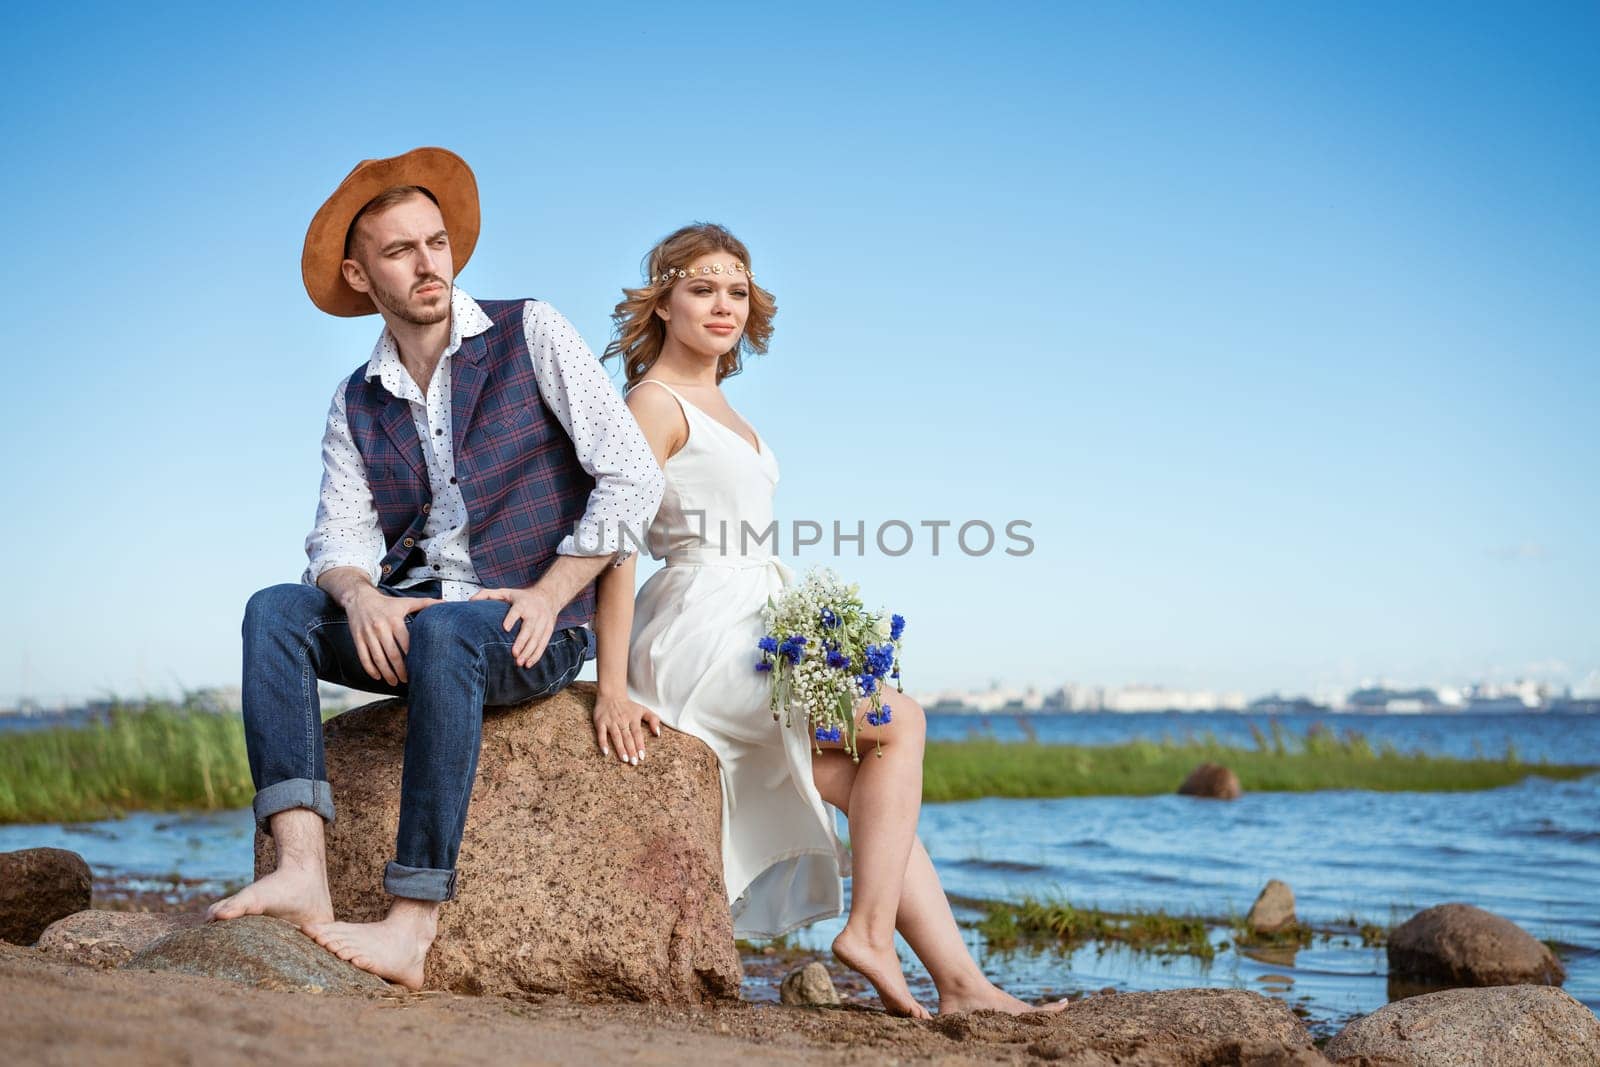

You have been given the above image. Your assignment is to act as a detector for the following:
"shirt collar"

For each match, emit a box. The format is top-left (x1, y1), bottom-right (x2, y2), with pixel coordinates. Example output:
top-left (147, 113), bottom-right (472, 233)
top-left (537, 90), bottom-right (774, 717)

top-left (364, 287), bottom-right (493, 392)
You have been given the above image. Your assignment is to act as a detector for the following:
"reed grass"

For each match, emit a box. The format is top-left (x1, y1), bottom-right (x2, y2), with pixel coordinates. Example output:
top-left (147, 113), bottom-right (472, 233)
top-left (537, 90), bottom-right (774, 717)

top-left (978, 896), bottom-right (1215, 958)
top-left (922, 721), bottom-right (1596, 803)
top-left (1, 707), bottom-right (1593, 824)
top-left (0, 702), bottom-right (254, 824)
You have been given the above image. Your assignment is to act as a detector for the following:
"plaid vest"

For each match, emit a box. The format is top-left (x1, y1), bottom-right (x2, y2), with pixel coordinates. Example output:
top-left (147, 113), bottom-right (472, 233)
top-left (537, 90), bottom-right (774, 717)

top-left (342, 299), bottom-right (597, 631)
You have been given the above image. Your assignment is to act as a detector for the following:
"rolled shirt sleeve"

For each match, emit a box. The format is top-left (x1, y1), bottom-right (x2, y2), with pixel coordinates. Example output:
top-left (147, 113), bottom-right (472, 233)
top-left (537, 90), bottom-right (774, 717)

top-left (302, 382), bottom-right (385, 587)
top-left (522, 300), bottom-right (665, 565)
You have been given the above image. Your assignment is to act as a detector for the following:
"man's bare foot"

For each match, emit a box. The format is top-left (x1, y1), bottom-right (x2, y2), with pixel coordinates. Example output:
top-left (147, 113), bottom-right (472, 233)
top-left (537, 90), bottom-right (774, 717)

top-left (832, 927), bottom-right (932, 1020)
top-left (206, 865), bottom-right (333, 928)
top-left (304, 900), bottom-right (438, 991)
top-left (940, 984), bottom-right (1072, 1015)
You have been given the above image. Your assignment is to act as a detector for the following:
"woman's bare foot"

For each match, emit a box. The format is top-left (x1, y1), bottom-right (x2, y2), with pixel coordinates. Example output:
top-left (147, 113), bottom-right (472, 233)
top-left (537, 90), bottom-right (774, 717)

top-left (939, 984), bottom-right (1072, 1015)
top-left (304, 899), bottom-right (438, 991)
top-left (832, 927), bottom-right (932, 1020)
top-left (206, 865), bottom-right (333, 928)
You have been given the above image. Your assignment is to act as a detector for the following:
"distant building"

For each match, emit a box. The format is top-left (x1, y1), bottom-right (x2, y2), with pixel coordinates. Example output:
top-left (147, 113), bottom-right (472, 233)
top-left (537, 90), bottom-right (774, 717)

top-left (1247, 694), bottom-right (1330, 715)
top-left (1346, 687), bottom-right (1441, 713)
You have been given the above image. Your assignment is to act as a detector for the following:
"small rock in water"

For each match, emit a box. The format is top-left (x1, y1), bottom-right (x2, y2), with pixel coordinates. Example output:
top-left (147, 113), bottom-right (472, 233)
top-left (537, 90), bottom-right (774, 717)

top-left (1247, 879), bottom-right (1297, 934)
top-left (1326, 985), bottom-right (1600, 1066)
top-left (1388, 902), bottom-right (1566, 987)
top-left (36, 910), bottom-right (203, 969)
top-left (1176, 762), bottom-right (1242, 800)
top-left (779, 961), bottom-right (840, 1006)
top-left (124, 914), bottom-right (392, 994)
top-left (0, 847), bottom-right (92, 945)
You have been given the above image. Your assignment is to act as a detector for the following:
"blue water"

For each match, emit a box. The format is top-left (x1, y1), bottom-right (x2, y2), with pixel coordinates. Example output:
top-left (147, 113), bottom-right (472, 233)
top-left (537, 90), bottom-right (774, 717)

top-left (2, 710), bottom-right (1596, 1031)
top-left (925, 710), bottom-right (1600, 765)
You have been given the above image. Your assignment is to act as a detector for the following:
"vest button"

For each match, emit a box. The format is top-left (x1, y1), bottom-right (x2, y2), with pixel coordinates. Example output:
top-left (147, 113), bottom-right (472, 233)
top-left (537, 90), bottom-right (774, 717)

top-left (421, 503), bottom-right (431, 515)
top-left (381, 564), bottom-right (392, 575)
top-left (403, 537), bottom-right (416, 549)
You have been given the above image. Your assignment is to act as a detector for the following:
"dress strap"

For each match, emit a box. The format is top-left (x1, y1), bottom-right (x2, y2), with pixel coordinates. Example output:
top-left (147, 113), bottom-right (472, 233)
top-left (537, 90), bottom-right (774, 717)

top-left (628, 378), bottom-right (701, 420)
top-left (626, 379), bottom-right (702, 458)
top-left (626, 378), bottom-right (690, 405)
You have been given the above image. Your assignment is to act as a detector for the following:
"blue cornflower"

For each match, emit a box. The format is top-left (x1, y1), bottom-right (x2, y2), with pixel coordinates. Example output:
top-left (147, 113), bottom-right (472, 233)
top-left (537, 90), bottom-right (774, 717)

top-left (755, 661), bottom-right (772, 673)
top-left (881, 704), bottom-right (893, 724)
top-left (826, 649), bottom-right (850, 670)
top-left (864, 643), bottom-right (895, 678)
top-left (780, 634), bottom-right (808, 664)
top-left (857, 674), bottom-right (877, 695)
top-left (819, 607), bottom-right (840, 629)
top-left (890, 614), bottom-right (905, 641)
top-left (757, 635), bottom-right (779, 654)
top-left (814, 724), bottom-right (842, 743)
top-left (866, 710), bottom-right (883, 727)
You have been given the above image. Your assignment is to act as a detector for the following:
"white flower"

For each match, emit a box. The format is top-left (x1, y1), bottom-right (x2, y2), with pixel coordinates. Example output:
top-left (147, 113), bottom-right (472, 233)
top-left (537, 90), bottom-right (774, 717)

top-left (874, 616), bottom-right (893, 639)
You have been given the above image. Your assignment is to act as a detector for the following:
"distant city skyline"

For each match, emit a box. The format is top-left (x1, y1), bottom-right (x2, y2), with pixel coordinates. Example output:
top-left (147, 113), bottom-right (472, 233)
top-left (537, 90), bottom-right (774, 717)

top-left (4, 4), bottom-right (1596, 705)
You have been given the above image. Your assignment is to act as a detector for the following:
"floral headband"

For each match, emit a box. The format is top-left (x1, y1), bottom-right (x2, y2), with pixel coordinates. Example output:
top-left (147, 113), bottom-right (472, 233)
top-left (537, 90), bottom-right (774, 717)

top-left (654, 261), bottom-right (753, 286)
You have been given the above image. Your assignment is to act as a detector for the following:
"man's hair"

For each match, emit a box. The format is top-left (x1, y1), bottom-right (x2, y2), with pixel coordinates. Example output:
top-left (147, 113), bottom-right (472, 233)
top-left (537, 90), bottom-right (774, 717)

top-left (343, 185), bottom-right (441, 259)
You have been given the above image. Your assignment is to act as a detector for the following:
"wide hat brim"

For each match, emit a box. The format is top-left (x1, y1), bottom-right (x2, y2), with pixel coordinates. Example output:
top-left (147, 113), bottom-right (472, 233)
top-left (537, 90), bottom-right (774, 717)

top-left (301, 147), bottom-right (480, 317)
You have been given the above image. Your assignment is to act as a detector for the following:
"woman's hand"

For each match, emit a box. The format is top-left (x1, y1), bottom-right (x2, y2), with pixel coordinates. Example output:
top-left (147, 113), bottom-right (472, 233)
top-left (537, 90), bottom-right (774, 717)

top-left (593, 692), bottom-right (662, 765)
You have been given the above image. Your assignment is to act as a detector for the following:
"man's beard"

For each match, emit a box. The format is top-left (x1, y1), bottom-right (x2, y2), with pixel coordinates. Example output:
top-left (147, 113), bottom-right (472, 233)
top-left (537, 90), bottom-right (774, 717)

top-left (371, 275), bottom-right (451, 326)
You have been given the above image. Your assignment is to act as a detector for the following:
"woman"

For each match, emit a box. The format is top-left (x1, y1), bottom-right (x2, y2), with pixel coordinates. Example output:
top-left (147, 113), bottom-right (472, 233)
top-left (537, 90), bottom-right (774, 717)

top-left (591, 223), bottom-right (1057, 1018)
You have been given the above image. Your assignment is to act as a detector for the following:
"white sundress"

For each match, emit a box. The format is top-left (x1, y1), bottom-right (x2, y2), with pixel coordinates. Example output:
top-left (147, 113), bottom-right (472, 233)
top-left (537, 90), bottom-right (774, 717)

top-left (625, 379), bottom-right (848, 938)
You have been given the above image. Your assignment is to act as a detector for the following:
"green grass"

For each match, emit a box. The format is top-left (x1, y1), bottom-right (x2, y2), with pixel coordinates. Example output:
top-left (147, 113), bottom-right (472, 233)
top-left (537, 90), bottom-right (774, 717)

top-left (978, 896), bottom-right (1215, 958)
top-left (0, 702), bottom-right (254, 824)
top-left (1, 708), bottom-right (1593, 825)
top-left (922, 721), bottom-right (1596, 802)
top-left (1227, 917), bottom-right (1315, 948)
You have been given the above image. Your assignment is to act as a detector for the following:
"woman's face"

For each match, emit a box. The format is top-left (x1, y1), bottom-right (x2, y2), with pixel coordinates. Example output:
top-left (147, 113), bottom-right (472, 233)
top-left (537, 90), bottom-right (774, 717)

top-left (657, 251), bottom-right (750, 360)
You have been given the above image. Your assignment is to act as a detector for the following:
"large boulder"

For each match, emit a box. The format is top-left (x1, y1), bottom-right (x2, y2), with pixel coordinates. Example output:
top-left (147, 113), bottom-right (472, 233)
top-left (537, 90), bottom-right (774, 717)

top-left (941, 987), bottom-right (1330, 1065)
top-left (1176, 763), bottom-right (1242, 800)
top-left (1388, 903), bottom-right (1565, 987)
top-left (36, 910), bottom-right (203, 969)
top-left (0, 848), bottom-right (92, 944)
top-left (1325, 985), bottom-right (1600, 1066)
top-left (254, 683), bottom-right (740, 1004)
top-left (1247, 880), bottom-right (1297, 935)
top-left (125, 914), bottom-right (389, 993)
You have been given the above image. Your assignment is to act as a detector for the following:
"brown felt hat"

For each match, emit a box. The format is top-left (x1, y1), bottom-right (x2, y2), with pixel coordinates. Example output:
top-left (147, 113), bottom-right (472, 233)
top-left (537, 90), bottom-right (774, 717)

top-left (301, 147), bottom-right (481, 317)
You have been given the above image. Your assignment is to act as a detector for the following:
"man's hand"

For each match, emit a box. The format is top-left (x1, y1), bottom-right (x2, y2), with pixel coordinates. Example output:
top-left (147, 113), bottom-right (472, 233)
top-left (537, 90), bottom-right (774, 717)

top-left (469, 586), bottom-right (559, 668)
top-left (592, 692), bottom-right (662, 765)
top-left (344, 585), bottom-right (442, 686)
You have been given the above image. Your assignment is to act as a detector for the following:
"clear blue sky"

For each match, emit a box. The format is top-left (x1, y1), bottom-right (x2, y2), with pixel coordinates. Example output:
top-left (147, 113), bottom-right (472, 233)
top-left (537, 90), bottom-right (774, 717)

top-left (3, 2), bottom-right (1596, 705)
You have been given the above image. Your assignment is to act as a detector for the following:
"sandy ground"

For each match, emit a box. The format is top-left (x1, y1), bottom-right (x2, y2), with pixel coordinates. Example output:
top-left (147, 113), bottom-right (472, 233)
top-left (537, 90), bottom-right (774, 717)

top-left (0, 943), bottom-right (1092, 1067)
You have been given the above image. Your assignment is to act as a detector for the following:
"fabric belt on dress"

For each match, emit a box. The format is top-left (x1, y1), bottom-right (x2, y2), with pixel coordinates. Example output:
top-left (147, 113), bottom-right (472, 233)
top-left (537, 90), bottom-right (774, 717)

top-left (663, 550), bottom-right (780, 569)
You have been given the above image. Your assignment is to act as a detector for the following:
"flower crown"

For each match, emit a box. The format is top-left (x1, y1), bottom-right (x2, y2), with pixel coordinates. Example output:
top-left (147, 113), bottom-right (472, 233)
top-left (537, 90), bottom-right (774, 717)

top-left (654, 260), bottom-right (754, 286)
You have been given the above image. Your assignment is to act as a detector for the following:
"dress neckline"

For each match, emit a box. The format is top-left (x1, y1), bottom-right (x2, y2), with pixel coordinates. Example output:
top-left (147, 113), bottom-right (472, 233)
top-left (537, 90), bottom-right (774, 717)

top-left (632, 379), bottom-right (765, 459)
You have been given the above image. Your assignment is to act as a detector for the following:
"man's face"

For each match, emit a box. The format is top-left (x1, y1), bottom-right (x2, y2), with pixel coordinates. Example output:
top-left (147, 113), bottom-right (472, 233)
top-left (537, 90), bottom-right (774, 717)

top-left (342, 194), bottom-right (453, 326)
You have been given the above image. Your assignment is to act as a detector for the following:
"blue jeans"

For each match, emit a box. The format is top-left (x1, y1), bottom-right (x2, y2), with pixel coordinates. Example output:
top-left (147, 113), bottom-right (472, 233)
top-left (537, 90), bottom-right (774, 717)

top-left (240, 581), bottom-right (593, 902)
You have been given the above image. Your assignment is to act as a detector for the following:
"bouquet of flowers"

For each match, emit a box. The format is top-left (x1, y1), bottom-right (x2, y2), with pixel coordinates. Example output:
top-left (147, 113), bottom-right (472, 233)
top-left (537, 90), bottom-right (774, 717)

top-left (755, 567), bottom-right (905, 760)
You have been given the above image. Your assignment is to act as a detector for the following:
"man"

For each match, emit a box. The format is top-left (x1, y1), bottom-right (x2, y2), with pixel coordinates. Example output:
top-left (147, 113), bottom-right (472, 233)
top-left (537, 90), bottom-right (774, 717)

top-left (208, 147), bottom-right (664, 989)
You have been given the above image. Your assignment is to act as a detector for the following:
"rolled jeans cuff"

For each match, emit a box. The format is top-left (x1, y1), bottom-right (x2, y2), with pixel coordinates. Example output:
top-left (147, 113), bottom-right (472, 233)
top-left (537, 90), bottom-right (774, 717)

top-left (252, 778), bottom-right (335, 832)
top-left (384, 861), bottom-right (458, 902)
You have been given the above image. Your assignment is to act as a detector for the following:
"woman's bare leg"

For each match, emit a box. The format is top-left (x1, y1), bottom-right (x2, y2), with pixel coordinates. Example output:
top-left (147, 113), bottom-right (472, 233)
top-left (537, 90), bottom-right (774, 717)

top-left (812, 694), bottom-right (930, 1018)
top-left (814, 746), bottom-right (1068, 1015)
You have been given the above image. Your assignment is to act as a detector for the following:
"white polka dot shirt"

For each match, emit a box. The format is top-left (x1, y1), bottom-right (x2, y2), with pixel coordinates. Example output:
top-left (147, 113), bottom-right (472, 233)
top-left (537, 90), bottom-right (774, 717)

top-left (303, 288), bottom-right (665, 600)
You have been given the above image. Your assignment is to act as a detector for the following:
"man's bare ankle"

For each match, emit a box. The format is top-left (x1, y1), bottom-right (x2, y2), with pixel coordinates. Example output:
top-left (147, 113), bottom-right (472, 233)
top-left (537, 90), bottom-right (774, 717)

top-left (272, 852), bottom-right (327, 874)
top-left (388, 898), bottom-right (442, 937)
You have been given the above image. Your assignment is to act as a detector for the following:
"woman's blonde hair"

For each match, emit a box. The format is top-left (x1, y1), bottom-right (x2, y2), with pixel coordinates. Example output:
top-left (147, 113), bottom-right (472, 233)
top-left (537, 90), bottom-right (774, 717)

top-left (605, 222), bottom-right (776, 387)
